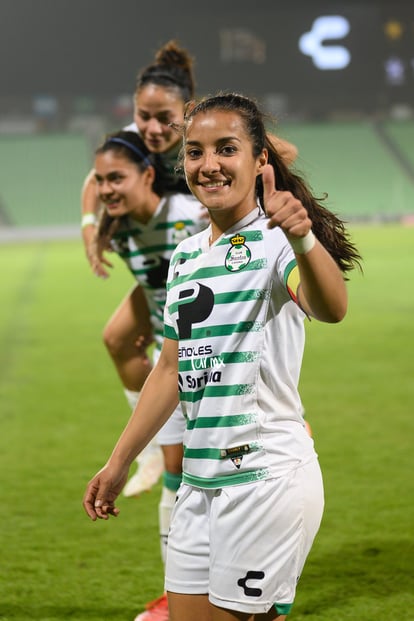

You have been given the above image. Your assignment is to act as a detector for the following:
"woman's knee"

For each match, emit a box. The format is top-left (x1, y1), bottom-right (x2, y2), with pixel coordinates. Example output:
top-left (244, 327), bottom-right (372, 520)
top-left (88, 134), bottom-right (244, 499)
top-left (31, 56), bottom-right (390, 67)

top-left (102, 320), bottom-right (126, 356)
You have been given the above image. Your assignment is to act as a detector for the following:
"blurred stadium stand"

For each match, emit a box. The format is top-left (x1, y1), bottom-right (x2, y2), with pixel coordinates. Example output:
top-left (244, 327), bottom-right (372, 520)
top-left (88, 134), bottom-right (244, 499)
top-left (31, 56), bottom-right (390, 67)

top-left (0, 120), bottom-right (412, 240)
top-left (0, 1), bottom-right (413, 238)
top-left (277, 120), bottom-right (414, 221)
top-left (0, 133), bottom-right (91, 230)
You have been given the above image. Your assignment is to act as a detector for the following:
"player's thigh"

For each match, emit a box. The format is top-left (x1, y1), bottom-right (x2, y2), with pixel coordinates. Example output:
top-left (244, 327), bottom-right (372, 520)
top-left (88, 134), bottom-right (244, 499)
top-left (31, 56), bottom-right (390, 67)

top-left (212, 604), bottom-right (286, 620)
top-left (168, 593), bottom-right (286, 621)
top-left (168, 593), bottom-right (211, 621)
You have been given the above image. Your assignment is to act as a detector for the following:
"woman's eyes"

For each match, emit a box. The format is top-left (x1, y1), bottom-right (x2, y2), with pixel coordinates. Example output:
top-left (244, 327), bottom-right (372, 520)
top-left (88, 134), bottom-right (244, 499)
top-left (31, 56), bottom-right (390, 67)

top-left (220, 145), bottom-right (237, 155)
top-left (186, 148), bottom-right (202, 159)
top-left (158, 115), bottom-right (172, 125)
top-left (186, 145), bottom-right (237, 159)
top-left (139, 112), bottom-right (171, 125)
top-left (97, 174), bottom-right (124, 184)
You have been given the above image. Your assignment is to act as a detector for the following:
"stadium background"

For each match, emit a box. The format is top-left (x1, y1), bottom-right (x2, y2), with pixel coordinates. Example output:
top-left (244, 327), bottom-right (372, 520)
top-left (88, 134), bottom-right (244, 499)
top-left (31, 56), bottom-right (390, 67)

top-left (0, 0), bottom-right (413, 232)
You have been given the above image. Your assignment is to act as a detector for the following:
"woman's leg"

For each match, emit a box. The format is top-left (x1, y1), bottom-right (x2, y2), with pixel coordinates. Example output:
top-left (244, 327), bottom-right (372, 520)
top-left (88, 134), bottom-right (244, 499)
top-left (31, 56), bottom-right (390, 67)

top-left (168, 593), bottom-right (212, 621)
top-left (103, 284), bottom-right (163, 497)
top-left (162, 443), bottom-right (184, 475)
top-left (168, 594), bottom-right (286, 621)
top-left (158, 444), bottom-right (184, 562)
top-left (103, 283), bottom-right (153, 391)
top-left (211, 604), bottom-right (286, 621)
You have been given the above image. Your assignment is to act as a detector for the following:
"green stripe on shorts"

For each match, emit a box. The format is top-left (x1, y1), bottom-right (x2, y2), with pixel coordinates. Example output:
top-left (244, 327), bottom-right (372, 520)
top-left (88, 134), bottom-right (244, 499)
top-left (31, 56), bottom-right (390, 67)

top-left (274, 602), bottom-right (293, 614)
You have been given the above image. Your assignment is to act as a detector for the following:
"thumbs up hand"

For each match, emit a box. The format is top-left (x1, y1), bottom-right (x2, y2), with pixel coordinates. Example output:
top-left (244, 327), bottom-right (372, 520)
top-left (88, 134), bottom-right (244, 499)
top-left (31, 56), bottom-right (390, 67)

top-left (262, 164), bottom-right (312, 239)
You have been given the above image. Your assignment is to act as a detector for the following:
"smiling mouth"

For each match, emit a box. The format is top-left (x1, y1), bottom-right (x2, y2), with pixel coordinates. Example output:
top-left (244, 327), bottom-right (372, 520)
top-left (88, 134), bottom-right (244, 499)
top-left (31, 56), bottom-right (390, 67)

top-left (104, 199), bottom-right (120, 209)
top-left (200, 180), bottom-right (229, 189)
top-left (147, 137), bottom-right (163, 146)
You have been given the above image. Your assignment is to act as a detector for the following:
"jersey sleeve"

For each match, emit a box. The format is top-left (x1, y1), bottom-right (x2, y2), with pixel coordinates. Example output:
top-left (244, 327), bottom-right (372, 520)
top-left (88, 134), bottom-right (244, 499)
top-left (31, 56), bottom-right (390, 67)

top-left (272, 232), bottom-right (301, 304)
top-left (284, 262), bottom-right (300, 304)
top-left (163, 248), bottom-right (179, 340)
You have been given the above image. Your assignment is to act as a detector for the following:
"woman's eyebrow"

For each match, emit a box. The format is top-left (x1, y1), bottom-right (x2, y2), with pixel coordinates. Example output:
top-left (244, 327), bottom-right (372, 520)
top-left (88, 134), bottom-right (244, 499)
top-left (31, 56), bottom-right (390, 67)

top-left (186, 136), bottom-right (241, 146)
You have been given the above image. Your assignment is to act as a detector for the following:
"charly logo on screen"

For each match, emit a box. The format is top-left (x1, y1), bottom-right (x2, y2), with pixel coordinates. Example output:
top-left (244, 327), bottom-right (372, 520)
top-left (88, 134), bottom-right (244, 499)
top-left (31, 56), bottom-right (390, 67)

top-left (299, 16), bottom-right (351, 70)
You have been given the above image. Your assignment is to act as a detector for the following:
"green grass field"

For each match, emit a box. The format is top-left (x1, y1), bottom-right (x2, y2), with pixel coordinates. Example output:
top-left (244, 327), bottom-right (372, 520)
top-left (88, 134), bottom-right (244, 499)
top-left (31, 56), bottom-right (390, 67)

top-left (1, 224), bottom-right (413, 621)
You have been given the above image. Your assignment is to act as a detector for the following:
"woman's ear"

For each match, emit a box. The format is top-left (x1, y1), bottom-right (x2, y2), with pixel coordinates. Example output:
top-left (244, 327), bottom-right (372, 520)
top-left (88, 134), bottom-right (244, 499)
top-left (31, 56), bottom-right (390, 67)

top-left (145, 165), bottom-right (156, 186)
top-left (256, 148), bottom-right (268, 175)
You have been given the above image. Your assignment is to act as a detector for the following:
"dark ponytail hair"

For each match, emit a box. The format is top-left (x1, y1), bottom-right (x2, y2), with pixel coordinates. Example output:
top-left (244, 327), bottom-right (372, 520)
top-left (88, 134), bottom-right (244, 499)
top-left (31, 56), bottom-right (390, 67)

top-left (135, 40), bottom-right (195, 104)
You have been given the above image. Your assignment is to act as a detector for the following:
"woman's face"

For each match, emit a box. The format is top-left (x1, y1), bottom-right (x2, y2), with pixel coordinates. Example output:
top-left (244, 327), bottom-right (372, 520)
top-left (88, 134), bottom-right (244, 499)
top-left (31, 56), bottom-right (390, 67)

top-left (183, 109), bottom-right (266, 222)
top-left (94, 151), bottom-right (154, 218)
top-left (134, 84), bottom-right (184, 154)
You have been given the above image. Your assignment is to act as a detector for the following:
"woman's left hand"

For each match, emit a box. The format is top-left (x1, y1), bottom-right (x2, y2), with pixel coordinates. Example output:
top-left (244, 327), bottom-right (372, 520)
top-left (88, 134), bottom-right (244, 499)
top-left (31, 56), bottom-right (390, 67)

top-left (263, 164), bottom-right (312, 239)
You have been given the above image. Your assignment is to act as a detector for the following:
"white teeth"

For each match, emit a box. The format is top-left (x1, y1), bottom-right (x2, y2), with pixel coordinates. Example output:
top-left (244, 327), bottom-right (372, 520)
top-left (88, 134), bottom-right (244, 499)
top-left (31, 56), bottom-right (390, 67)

top-left (203, 181), bottom-right (226, 188)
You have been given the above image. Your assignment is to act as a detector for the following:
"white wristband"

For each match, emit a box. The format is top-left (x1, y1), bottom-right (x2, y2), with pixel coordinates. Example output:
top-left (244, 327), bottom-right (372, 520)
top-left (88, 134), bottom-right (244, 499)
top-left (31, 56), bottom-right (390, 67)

top-left (288, 230), bottom-right (316, 255)
top-left (81, 213), bottom-right (97, 229)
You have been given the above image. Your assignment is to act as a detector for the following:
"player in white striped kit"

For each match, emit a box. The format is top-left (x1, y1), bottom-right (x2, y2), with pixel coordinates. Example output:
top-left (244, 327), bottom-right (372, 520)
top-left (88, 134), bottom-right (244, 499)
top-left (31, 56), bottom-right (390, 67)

top-left (84, 93), bottom-right (361, 620)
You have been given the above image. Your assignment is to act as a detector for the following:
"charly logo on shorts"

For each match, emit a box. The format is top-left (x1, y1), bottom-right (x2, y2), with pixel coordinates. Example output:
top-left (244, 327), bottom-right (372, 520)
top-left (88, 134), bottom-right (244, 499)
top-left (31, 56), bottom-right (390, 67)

top-left (225, 234), bottom-right (251, 272)
top-left (237, 570), bottom-right (265, 597)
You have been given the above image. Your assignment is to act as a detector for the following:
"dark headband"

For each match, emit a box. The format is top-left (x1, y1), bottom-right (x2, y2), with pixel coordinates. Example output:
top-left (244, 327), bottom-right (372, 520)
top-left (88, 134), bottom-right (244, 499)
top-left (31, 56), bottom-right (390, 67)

top-left (106, 137), bottom-right (152, 167)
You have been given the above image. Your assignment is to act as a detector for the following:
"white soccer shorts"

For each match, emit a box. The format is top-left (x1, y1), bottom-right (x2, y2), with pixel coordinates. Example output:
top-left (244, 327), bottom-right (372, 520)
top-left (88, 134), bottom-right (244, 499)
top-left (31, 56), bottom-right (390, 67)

top-left (156, 402), bottom-right (186, 445)
top-left (165, 459), bottom-right (324, 615)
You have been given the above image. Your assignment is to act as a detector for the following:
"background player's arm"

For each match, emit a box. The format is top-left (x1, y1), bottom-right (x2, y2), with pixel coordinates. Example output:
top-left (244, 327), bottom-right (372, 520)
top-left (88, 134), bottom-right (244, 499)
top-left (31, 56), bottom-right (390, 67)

top-left (267, 133), bottom-right (298, 166)
top-left (81, 168), bottom-right (112, 278)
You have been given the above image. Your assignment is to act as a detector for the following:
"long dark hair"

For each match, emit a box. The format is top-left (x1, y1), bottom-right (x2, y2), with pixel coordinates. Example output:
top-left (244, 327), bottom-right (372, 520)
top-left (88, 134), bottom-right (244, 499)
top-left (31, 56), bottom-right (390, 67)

top-left (181, 92), bottom-right (362, 275)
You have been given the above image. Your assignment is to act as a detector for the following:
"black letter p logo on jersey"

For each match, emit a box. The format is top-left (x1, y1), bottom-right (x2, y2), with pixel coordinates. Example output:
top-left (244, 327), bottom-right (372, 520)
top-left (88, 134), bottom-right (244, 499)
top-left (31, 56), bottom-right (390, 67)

top-left (177, 283), bottom-right (214, 338)
top-left (237, 570), bottom-right (265, 597)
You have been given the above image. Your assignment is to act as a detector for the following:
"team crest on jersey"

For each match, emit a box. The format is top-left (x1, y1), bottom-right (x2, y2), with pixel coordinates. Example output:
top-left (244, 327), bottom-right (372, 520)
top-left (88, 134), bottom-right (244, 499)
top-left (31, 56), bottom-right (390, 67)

top-left (173, 222), bottom-right (190, 244)
top-left (231, 456), bottom-right (243, 469)
top-left (225, 234), bottom-right (251, 272)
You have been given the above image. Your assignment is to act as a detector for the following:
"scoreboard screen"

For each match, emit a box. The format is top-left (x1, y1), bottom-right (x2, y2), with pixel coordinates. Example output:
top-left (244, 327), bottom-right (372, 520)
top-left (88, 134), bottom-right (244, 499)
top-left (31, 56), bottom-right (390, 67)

top-left (185, 3), bottom-right (414, 116)
top-left (1, 1), bottom-right (413, 118)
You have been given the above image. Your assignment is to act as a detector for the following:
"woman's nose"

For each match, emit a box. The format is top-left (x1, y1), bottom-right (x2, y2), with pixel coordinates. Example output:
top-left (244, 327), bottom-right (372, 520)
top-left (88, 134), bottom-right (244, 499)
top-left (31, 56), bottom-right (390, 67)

top-left (201, 151), bottom-right (220, 173)
top-left (100, 179), bottom-right (113, 196)
top-left (146, 117), bottom-right (163, 134)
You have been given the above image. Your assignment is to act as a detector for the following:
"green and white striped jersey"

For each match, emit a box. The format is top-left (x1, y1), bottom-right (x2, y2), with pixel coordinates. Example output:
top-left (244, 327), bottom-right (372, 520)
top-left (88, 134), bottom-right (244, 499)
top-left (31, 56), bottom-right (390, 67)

top-left (165, 207), bottom-right (316, 489)
top-left (111, 193), bottom-right (206, 352)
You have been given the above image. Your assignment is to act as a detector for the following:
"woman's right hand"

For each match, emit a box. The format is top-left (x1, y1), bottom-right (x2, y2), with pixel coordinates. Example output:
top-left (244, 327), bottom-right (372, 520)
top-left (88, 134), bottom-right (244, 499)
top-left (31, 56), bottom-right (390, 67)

top-left (81, 169), bottom-right (114, 278)
top-left (83, 223), bottom-right (114, 279)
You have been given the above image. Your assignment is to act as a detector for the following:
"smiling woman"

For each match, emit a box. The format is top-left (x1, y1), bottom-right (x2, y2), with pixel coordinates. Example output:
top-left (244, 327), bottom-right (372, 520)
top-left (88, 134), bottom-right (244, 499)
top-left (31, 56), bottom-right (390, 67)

top-left (81, 40), bottom-right (196, 273)
top-left (183, 107), bottom-right (267, 239)
top-left (83, 93), bottom-right (361, 621)
top-left (81, 43), bottom-right (297, 621)
top-left (94, 140), bottom-right (159, 221)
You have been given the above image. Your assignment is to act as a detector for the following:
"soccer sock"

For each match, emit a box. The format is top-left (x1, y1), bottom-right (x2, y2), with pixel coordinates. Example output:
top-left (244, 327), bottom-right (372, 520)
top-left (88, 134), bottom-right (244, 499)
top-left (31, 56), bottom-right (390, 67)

top-left (159, 471), bottom-right (182, 564)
